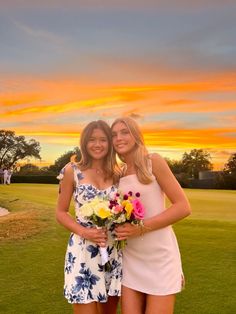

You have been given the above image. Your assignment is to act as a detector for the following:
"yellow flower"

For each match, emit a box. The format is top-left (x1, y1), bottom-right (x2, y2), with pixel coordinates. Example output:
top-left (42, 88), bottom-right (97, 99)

top-left (97, 207), bottom-right (112, 219)
top-left (122, 200), bottom-right (133, 219)
top-left (94, 201), bottom-right (112, 219)
top-left (121, 200), bottom-right (128, 207)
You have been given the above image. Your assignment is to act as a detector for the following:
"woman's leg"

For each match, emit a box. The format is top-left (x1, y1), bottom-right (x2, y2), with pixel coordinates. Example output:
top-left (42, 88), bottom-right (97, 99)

top-left (73, 302), bottom-right (98, 314)
top-left (121, 286), bottom-right (146, 314)
top-left (97, 296), bottom-right (120, 314)
top-left (145, 294), bottom-right (175, 314)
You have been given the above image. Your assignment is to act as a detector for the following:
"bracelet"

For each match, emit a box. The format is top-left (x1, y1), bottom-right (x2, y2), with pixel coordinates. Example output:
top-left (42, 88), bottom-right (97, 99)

top-left (139, 220), bottom-right (150, 236)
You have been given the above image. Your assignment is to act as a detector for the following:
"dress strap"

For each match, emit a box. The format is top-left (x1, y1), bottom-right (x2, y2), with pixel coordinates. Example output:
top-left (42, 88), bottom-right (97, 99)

top-left (57, 162), bottom-right (84, 185)
top-left (70, 162), bottom-right (84, 186)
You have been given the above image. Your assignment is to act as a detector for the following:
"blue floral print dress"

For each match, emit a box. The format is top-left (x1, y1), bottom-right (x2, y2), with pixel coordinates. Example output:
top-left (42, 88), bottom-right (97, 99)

top-left (57, 162), bottom-right (122, 304)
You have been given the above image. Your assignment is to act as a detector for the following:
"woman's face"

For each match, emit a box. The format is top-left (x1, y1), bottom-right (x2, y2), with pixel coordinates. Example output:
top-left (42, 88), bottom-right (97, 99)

top-left (86, 128), bottom-right (109, 160)
top-left (112, 122), bottom-right (136, 156)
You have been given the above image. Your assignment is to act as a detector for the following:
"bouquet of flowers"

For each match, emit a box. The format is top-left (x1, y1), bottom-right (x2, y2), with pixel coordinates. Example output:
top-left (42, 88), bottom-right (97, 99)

top-left (109, 191), bottom-right (145, 250)
top-left (80, 196), bottom-right (112, 265)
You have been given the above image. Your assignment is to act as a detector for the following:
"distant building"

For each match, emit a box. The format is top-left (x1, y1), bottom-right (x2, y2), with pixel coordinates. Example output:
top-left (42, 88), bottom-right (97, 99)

top-left (199, 170), bottom-right (223, 180)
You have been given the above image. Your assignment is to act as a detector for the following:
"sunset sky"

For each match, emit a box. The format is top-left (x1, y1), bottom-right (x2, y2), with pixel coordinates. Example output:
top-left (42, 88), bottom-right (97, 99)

top-left (1, 0), bottom-right (236, 169)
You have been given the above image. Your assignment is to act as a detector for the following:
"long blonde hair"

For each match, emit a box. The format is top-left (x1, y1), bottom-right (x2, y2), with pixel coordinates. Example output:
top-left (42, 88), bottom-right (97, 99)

top-left (111, 117), bottom-right (153, 184)
top-left (78, 120), bottom-right (119, 182)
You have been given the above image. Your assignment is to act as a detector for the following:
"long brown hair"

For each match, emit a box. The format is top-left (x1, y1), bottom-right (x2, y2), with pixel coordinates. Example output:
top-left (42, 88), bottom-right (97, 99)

top-left (111, 117), bottom-right (153, 184)
top-left (78, 120), bottom-right (119, 181)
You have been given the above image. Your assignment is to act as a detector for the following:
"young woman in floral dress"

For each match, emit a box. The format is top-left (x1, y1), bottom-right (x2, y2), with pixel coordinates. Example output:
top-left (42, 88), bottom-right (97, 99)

top-left (56, 120), bottom-right (122, 314)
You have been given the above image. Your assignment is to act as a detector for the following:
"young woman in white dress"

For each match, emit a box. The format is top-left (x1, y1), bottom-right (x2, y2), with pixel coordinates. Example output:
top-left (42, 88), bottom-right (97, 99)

top-left (56, 120), bottom-right (122, 314)
top-left (111, 117), bottom-right (191, 314)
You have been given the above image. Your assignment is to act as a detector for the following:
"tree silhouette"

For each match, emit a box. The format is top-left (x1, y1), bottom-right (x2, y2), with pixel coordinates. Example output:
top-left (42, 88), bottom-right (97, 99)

top-left (49, 147), bottom-right (81, 173)
top-left (224, 153), bottom-right (236, 175)
top-left (182, 149), bottom-right (213, 179)
top-left (0, 130), bottom-right (41, 169)
top-left (222, 153), bottom-right (236, 189)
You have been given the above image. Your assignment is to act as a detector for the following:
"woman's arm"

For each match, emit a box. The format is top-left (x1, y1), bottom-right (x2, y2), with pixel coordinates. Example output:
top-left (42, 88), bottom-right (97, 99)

top-left (55, 165), bottom-right (107, 246)
top-left (143, 153), bottom-right (191, 231)
top-left (115, 153), bottom-right (191, 240)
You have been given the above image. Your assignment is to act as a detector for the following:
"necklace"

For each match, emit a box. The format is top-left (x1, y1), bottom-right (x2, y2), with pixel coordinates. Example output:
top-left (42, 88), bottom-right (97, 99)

top-left (91, 168), bottom-right (103, 175)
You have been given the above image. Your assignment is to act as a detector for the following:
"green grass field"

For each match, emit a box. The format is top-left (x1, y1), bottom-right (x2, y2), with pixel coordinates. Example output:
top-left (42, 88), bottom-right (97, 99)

top-left (0, 184), bottom-right (235, 314)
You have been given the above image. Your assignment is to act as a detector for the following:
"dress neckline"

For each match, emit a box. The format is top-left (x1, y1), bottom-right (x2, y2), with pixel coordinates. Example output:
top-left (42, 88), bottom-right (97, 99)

top-left (79, 182), bottom-right (115, 192)
top-left (120, 174), bottom-right (136, 180)
top-left (75, 164), bottom-right (114, 191)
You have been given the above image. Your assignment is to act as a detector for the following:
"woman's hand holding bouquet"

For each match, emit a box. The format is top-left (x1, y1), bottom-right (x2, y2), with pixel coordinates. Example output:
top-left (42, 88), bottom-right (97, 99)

top-left (80, 191), bottom-right (146, 260)
top-left (80, 196), bottom-right (112, 265)
top-left (109, 191), bottom-right (145, 250)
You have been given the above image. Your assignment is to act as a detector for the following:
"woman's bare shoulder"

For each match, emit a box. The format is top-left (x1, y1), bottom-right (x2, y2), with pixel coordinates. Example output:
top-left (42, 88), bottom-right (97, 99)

top-left (61, 162), bottom-right (76, 178)
top-left (149, 152), bottom-right (165, 163)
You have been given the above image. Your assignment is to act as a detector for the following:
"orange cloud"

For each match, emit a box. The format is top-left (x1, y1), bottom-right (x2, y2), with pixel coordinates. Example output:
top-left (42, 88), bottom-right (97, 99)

top-left (13, 127), bottom-right (236, 151)
top-left (1, 72), bottom-right (235, 113)
top-left (1, 73), bottom-right (235, 171)
top-left (2, 97), bottom-right (123, 117)
top-left (143, 128), bottom-right (236, 149)
top-left (0, 93), bottom-right (43, 106)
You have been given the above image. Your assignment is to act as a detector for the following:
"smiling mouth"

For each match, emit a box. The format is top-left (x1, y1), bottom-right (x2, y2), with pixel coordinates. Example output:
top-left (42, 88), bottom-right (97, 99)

top-left (116, 144), bottom-right (126, 148)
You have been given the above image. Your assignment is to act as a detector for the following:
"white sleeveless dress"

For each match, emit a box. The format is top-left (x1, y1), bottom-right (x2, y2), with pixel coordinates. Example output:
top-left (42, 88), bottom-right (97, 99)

top-left (57, 163), bottom-right (122, 304)
top-left (118, 169), bottom-right (184, 295)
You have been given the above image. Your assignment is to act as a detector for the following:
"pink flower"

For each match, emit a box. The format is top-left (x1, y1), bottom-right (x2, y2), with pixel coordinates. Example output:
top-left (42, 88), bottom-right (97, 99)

top-left (114, 205), bottom-right (123, 214)
top-left (132, 199), bottom-right (145, 219)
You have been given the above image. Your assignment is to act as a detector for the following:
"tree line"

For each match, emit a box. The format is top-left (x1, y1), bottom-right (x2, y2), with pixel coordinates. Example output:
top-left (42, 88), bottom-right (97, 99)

top-left (166, 149), bottom-right (236, 189)
top-left (1, 129), bottom-right (235, 189)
